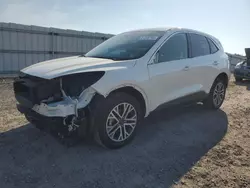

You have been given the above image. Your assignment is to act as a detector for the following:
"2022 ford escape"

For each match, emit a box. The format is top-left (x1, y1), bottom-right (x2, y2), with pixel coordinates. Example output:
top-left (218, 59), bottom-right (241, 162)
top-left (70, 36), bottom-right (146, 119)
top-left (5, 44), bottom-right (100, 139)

top-left (14, 27), bottom-right (231, 149)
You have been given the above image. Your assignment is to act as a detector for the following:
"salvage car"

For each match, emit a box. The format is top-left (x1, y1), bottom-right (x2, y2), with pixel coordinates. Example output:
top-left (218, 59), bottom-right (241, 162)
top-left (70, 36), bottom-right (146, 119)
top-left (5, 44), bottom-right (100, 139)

top-left (234, 60), bottom-right (250, 81)
top-left (234, 48), bottom-right (250, 82)
top-left (14, 27), bottom-right (230, 149)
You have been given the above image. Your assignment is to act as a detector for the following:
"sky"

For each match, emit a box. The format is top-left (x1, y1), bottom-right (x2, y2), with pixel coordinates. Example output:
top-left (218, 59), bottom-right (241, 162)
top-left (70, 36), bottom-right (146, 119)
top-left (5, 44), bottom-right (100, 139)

top-left (0, 0), bottom-right (249, 55)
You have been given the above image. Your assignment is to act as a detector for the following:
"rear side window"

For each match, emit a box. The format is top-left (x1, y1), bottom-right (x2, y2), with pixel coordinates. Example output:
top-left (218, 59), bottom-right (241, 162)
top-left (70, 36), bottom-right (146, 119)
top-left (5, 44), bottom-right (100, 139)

top-left (207, 38), bottom-right (219, 54)
top-left (158, 33), bottom-right (188, 62)
top-left (189, 33), bottom-right (210, 57)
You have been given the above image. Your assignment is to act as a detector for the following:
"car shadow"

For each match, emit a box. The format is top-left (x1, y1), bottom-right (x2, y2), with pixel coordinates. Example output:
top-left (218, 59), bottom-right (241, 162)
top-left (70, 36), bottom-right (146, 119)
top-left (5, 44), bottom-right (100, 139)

top-left (235, 80), bottom-right (250, 90)
top-left (0, 104), bottom-right (228, 188)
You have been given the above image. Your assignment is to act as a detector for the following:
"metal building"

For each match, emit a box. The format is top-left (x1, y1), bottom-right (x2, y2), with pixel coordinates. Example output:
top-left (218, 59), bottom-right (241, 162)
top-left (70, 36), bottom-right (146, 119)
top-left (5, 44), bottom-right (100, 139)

top-left (0, 22), bottom-right (113, 76)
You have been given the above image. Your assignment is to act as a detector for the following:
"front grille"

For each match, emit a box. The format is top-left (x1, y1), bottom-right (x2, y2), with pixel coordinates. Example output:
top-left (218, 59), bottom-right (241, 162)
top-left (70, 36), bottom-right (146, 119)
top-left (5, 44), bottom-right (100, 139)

top-left (14, 73), bottom-right (62, 107)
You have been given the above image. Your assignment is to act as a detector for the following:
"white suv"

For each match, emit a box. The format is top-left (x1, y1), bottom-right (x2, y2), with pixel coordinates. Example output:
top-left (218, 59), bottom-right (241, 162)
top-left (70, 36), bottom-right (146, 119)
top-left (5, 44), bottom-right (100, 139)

top-left (14, 27), bottom-right (230, 148)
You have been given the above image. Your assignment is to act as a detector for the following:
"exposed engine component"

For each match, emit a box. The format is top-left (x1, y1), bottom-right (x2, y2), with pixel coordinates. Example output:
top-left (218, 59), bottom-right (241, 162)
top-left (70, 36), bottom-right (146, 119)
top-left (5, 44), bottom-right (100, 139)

top-left (63, 115), bottom-right (82, 132)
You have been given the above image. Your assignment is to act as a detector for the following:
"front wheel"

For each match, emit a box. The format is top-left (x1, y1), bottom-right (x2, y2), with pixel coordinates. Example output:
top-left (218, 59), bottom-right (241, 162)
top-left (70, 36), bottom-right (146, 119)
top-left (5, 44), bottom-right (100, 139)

top-left (203, 78), bottom-right (226, 109)
top-left (91, 92), bottom-right (143, 149)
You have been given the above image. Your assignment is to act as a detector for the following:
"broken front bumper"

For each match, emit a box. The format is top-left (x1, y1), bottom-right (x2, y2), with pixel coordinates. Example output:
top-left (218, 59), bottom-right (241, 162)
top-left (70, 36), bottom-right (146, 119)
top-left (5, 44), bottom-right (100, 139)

top-left (17, 104), bottom-right (63, 126)
top-left (14, 74), bottom-right (97, 138)
top-left (30, 87), bottom-right (96, 117)
top-left (17, 103), bottom-right (89, 139)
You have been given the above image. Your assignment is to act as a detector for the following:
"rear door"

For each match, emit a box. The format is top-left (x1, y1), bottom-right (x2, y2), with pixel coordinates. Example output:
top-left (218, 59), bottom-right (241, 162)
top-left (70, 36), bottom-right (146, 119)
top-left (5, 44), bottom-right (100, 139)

top-left (187, 33), bottom-right (220, 94)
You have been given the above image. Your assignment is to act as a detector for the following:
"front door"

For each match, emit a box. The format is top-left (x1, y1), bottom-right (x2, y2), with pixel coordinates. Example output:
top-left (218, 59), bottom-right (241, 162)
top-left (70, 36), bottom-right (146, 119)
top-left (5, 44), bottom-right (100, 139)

top-left (147, 33), bottom-right (192, 111)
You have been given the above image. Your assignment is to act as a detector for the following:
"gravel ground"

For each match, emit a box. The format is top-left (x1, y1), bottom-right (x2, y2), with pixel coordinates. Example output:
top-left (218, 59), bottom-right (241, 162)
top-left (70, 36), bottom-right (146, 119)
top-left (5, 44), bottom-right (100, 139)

top-left (0, 78), bottom-right (249, 188)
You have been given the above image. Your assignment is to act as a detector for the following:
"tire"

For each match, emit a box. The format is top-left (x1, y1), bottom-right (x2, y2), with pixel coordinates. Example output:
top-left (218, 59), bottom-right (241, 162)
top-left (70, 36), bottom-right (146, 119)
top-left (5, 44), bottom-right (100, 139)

top-left (90, 92), bottom-right (143, 149)
top-left (235, 77), bottom-right (242, 82)
top-left (203, 78), bottom-right (226, 109)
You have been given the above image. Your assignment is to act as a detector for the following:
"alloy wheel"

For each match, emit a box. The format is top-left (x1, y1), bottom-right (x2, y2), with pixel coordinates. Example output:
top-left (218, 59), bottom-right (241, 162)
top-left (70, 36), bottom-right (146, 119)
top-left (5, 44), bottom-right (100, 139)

top-left (213, 82), bottom-right (225, 107)
top-left (106, 102), bottom-right (137, 142)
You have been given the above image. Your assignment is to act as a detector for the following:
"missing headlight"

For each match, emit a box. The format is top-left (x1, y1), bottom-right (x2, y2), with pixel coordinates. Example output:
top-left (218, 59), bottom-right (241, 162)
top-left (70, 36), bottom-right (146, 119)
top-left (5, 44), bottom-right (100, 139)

top-left (61, 71), bottom-right (105, 97)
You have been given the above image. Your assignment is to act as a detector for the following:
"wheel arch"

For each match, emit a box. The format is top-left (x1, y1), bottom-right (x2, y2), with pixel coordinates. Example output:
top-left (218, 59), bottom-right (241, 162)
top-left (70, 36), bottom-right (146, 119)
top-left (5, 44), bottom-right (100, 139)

top-left (107, 85), bottom-right (149, 117)
top-left (215, 72), bottom-right (229, 87)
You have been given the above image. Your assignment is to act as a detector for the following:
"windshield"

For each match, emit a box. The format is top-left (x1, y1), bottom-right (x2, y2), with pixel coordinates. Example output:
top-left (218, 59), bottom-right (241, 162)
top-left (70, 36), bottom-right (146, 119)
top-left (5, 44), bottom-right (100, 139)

top-left (85, 30), bottom-right (165, 60)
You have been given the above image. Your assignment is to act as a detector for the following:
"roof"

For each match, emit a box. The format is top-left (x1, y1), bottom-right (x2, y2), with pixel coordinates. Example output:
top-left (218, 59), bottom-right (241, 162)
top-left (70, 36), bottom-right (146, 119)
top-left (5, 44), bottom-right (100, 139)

top-left (124, 27), bottom-right (217, 39)
top-left (126, 27), bottom-right (177, 32)
top-left (123, 27), bottom-right (222, 49)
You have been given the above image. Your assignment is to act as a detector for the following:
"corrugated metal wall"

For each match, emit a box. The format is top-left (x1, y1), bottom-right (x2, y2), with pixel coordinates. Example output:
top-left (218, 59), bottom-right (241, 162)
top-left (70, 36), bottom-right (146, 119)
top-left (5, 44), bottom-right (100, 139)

top-left (0, 22), bottom-right (113, 75)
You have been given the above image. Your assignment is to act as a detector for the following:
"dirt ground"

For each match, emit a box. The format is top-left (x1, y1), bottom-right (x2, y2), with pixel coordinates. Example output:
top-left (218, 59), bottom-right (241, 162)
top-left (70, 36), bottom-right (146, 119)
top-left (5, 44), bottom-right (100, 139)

top-left (0, 78), bottom-right (249, 188)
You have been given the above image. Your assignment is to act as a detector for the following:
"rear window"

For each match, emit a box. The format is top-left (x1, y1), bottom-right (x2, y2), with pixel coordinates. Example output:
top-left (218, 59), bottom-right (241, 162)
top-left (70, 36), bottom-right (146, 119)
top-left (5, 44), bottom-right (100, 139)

top-left (207, 38), bottom-right (219, 54)
top-left (189, 33), bottom-right (210, 57)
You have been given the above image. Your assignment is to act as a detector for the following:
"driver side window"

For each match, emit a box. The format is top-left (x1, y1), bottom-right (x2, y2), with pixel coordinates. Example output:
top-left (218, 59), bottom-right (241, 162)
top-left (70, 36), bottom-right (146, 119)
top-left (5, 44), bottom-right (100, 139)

top-left (158, 33), bottom-right (188, 63)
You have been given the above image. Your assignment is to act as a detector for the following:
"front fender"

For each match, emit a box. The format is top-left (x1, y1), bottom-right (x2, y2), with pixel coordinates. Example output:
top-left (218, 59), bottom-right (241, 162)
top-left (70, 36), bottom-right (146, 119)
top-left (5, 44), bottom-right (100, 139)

top-left (91, 68), bottom-right (150, 117)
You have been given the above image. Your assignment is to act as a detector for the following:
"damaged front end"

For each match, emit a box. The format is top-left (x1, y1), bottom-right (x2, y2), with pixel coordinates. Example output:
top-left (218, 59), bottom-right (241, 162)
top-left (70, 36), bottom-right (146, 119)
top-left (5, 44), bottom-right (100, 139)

top-left (14, 72), bottom-right (104, 141)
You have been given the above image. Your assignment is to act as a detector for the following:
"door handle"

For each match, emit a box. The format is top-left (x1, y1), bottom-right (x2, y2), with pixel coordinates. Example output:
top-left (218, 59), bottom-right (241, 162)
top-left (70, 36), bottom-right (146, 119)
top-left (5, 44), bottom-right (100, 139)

top-left (213, 61), bottom-right (219, 65)
top-left (183, 66), bottom-right (189, 71)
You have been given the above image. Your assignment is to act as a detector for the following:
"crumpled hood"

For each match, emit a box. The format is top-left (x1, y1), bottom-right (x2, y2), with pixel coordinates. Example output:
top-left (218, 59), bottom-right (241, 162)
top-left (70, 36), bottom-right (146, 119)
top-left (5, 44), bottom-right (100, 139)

top-left (21, 56), bottom-right (136, 79)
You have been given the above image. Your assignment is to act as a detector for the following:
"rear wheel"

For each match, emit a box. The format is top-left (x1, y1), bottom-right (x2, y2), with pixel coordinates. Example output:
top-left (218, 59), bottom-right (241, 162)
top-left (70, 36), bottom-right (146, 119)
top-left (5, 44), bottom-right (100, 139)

top-left (90, 92), bottom-right (142, 149)
top-left (203, 78), bottom-right (226, 109)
